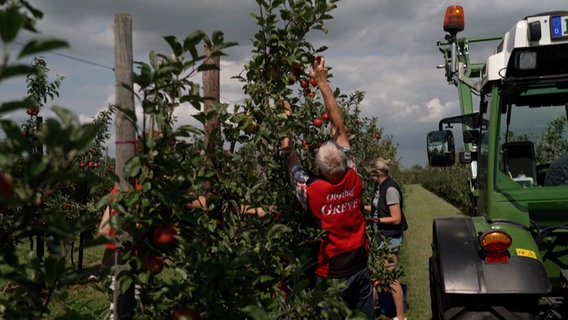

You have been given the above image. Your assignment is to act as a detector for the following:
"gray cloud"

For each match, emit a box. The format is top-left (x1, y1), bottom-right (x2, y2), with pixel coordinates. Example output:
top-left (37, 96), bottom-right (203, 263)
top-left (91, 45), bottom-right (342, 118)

top-left (4, 0), bottom-right (566, 168)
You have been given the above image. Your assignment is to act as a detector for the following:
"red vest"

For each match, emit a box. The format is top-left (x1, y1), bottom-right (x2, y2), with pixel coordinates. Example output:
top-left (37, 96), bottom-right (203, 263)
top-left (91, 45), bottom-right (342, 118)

top-left (306, 169), bottom-right (368, 278)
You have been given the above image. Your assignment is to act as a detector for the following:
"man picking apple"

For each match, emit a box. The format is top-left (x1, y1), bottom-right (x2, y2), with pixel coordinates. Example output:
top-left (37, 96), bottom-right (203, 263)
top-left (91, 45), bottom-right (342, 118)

top-left (280, 57), bottom-right (375, 319)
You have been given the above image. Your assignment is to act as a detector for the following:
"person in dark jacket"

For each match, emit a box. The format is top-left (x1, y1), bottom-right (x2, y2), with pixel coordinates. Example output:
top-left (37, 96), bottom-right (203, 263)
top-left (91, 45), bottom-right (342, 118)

top-left (280, 56), bottom-right (374, 319)
top-left (366, 157), bottom-right (407, 320)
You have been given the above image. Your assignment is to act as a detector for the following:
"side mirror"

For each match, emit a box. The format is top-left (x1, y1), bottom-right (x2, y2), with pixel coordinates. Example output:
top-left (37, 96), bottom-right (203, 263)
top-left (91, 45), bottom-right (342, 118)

top-left (427, 130), bottom-right (456, 167)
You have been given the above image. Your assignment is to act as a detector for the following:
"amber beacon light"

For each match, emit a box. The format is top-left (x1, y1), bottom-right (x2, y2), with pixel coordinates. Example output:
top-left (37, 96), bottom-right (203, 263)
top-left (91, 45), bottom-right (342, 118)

top-left (443, 5), bottom-right (465, 34)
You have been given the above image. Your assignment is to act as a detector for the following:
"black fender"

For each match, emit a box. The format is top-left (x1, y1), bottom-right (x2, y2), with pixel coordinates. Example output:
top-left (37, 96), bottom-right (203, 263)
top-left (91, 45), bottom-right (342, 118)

top-left (431, 216), bottom-right (551, 294)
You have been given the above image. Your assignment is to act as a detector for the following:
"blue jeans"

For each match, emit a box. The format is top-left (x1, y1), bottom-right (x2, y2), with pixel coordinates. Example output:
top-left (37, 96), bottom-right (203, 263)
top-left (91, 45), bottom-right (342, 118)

top-left (316, 267), bottom-right (376, 319)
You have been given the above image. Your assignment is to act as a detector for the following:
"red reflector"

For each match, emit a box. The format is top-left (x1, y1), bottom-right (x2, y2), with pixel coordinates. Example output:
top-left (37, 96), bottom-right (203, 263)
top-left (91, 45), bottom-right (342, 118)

top-left (480, 230), bottom-right (512, 263)
top-left (485, 252), bottom-right (509, 263)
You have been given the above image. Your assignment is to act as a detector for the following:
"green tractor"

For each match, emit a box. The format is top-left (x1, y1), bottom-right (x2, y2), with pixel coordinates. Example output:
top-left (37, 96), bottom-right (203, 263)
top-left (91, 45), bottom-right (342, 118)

top-left (428, 6), bottom-right (568, 319)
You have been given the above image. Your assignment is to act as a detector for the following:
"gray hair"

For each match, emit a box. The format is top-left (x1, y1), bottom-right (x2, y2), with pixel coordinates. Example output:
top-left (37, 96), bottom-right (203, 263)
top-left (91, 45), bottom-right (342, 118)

top-left (315, 141), bottom-right (347, 177)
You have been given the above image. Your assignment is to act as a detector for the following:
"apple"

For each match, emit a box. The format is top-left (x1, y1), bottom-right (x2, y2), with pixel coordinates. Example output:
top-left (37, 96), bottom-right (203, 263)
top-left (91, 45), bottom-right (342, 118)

top-left (321, 112), bottom-right (329, 121)
top-left (272, 211), bottom-right (281, 220)
top-left (375, 133), bottom-right (381, 140)
top-left (0, 174), bottom-right (14, 207)
top-left (306, 91), bottom-right (315, 98)
top-left (373, 279), bottom-right (381, 287)
top-left (172, 307), bottom-right (199, 320)
top-left (244, 120), bottom-right (258, 134)
top-left (278, 280), bottom-right (290, 295)
top-left (300, 79), bottom-right (309, 88)
top-left (315, 55), bottom-right (322, 64)
top-left (288, 76), bottom-right (295, 85)
top-left (309, 78), bottom-right (317, 87)
top-left (313, 118), bottom-right (323, 128)
top-left (144, 255), bottom-right (164, 274)
top-left (291, 63), bottom-right (302, 77)
top-left (153, 225), bottom-right (177, 248)
top-left (26, 107), bottom-right (39, 116)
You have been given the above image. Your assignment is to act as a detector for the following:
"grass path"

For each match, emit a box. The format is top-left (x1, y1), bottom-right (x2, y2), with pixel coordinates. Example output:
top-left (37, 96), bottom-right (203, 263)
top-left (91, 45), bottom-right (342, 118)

top-left (398, 184), bottom-right (464, 320)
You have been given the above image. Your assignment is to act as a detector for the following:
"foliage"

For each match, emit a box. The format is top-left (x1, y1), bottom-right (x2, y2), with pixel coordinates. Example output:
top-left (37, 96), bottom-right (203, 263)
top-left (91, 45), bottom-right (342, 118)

top-left (0, 2), bottom-right (114, 319)
top-left (534, 115), bottom-right (568, 163)
top-left (408, 165), bottom-right (473, 215)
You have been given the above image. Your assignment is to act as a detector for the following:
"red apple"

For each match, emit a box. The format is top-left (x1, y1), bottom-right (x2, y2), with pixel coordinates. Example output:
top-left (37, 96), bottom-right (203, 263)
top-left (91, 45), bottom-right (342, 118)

top-left (288, 76), bottom-right (295, 85)
top-left (153, 225), bottom-right (177, 248)
top-left (375, 133), bottom-right (381, 140)
top-left (315, 55), bottom-right (322, 64)
top-left (300, 79), bottom-right (309, 88)
top-left (309, 78), bottom-right (317, 87)
top-left (172, 307), bottom-right (199, 320)
top-left (26, 107), bottom-right (39, 116)
top-left (278, 280), bottom-right (290, 295)
top-left (291, 63), bottom-right (302, 77)
top-left (321, 112), bottom-right (329, 121)
top-left (313, 118), bottom-right (323, 127)
top-left (144, 255), bottom-right (164, 274)
top-left (0, 174), bottom-right (14, 207)
top-left (306, 91), bottom-right (315, 98)
top-left (171, 309), bottom-right (198, 320)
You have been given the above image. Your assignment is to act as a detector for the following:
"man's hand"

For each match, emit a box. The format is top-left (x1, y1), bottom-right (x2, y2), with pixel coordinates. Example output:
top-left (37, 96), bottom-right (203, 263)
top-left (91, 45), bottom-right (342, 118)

top-left (310, 56), bottom-right (328, 88)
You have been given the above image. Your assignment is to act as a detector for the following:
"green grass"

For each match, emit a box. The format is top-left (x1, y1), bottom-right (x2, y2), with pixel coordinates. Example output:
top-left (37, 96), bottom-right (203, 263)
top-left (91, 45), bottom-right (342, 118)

top-left (398, 184), bottom-right (463, 320)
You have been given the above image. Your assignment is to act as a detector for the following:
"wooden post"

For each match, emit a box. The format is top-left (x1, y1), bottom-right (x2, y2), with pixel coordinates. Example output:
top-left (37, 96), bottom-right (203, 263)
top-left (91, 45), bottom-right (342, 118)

top-left (113, 13), bottom-right (136, 320)
top-left (114, 13), bottom-right (136, 190)
top-left (203, 45), bottom-right (220, 148)
top-left (202, 45), bottom-right (220, 193)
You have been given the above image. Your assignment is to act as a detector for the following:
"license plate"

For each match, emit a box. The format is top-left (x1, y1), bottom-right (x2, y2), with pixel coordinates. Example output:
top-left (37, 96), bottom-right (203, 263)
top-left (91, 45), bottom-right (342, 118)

top-left (550, 16), bottom-right (568, 39)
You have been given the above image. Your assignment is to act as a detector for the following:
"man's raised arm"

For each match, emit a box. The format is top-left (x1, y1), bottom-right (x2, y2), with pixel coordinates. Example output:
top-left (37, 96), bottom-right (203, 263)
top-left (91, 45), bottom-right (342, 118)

top-left (310, 57), bottom-right (350, 149)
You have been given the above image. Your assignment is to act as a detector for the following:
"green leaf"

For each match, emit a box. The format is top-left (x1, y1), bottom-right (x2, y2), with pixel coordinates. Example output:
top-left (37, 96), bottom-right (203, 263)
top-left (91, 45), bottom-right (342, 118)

top-left (0, 98), bottom-right (33, 114)
top-left (0, 6), bottom-right (24, 43)
top-left (163, 35), bottom-right (183, 57)
top-left (18, 38), bottom-right (69, 59)
top-left (241, 305), bottom-right (269, 320)
top-left (0, 64), bottom-right (35, 80)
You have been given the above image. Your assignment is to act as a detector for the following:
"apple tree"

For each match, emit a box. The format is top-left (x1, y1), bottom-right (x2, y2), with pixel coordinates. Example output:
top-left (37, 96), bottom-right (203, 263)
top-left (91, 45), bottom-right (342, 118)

top-left (103, 1), bottom-right (401, 320)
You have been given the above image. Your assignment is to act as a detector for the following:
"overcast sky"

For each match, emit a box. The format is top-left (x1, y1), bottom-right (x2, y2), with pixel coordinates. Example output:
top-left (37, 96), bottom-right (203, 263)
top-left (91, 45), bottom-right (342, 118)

top-left (2, 0), bottom-right (566, 168)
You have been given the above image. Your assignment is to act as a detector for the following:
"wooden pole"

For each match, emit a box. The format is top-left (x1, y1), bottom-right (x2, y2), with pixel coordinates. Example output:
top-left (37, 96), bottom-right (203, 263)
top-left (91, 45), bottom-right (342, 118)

top-left (202, 45), bottom-right (220, 193)
top-left (203, 45), bottom-right (220, 149)
top-left (114, 13), bottom-right (136, 191)
top-left (113, 13), bottom-right (136, 320)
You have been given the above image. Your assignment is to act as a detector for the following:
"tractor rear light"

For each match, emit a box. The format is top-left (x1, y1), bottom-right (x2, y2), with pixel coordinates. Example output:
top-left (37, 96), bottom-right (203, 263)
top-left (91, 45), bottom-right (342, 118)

top-left (443, 5), bottom-right (465, 34)
top-left (479, 230), bottom-right (512, 263)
